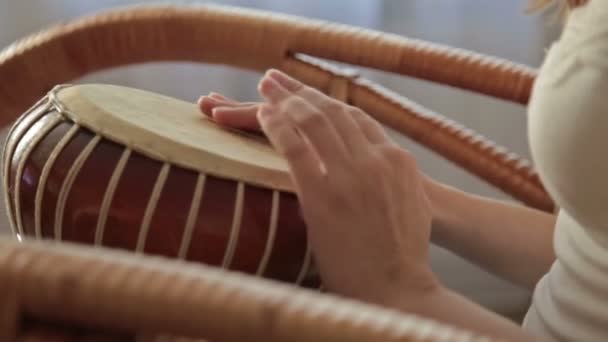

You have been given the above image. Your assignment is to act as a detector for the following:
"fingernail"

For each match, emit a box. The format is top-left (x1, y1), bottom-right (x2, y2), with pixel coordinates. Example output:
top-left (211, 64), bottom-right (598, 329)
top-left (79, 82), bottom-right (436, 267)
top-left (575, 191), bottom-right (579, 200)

top-left (259, 76), bottom-right (281, 96)
top-left (206, 97), bottom-right (220, 105)
top-left (209, 92), bottom-right (229, 101)
top-left (264, 68), bottom-right (277, 77)
top-left (267, 69), bottom-right (284, 80)
top-left (268, 69), bottom-right (297, 87)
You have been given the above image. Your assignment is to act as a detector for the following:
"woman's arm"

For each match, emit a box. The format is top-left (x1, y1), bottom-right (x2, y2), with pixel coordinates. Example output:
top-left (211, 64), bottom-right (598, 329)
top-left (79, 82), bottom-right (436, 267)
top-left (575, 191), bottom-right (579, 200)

top-left (252, 69), bottom-right (540, 341)
top-left (198, 91), bottom-right (557, 291)
top-left (425, 177), bottom-right (557, 290)
top-left (398, 284), bottom-right (541, 341)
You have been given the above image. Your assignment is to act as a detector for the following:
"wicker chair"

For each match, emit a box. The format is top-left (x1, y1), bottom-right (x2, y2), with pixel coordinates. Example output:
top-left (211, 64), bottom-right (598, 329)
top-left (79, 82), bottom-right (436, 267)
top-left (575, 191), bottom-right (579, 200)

top-left (0, 4), bottom-right (551, 341)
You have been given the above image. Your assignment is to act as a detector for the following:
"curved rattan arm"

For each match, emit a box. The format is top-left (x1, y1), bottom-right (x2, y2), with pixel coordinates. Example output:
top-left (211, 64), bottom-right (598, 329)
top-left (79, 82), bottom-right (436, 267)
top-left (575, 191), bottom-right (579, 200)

top-left (0, 4), bottom-right (553, 210)
top-left (0, 238), bottom-right (494, 341)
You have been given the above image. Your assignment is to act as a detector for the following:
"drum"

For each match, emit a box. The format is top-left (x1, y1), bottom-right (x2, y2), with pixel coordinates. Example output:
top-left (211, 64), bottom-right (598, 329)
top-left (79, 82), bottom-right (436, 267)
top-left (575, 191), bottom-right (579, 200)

top-left (3, 84), bottom-right (319, 288)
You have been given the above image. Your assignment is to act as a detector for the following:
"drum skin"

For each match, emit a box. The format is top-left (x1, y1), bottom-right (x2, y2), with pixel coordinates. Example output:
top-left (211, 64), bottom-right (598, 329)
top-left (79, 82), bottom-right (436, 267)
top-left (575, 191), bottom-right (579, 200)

top-left (3, 85), bottom-right (319, 288)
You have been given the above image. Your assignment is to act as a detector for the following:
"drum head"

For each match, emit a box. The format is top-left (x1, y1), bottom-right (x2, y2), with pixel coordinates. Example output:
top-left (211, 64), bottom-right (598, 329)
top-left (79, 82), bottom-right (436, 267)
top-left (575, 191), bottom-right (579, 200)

top-left (54, 84), bottom-right (292, 191)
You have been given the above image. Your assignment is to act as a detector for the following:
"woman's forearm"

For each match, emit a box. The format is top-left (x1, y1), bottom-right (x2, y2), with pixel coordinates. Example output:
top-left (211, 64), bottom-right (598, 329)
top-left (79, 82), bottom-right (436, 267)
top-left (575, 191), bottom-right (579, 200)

top-left (424, 177), bottom-right (557, 290)
top-left (400, 285), bottom-right (540, 341)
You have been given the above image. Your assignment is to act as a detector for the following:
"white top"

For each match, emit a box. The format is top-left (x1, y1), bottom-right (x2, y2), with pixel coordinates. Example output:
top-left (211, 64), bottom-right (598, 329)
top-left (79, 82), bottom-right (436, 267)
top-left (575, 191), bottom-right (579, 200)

top-left (524, 1), bottom-right (608, 340)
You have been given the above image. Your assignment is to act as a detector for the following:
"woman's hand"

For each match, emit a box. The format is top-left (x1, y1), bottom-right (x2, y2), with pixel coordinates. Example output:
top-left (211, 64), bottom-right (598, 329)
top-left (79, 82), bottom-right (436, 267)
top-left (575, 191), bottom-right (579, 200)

top-left (201, 70), bottom-right (438, 305)
top-left (197, 71), bottom-right (547, 340)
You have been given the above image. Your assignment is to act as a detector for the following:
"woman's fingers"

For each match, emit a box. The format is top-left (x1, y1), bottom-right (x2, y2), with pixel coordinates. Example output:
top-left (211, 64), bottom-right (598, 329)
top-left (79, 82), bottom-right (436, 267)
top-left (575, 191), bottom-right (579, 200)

top-left (347, 107), bottom-right (392, 145)
top-left (258, 75), bottom-right (348, 167)
top-left (211, 105), bottom-right (261, 131)
top-left (197, 72), bottom-right (391, 152)
top-left (199, 94), bottom-right (263, 131)
top-left (198, 96), bottom-right (219, 116)
top-left (257, 105), bottom-right (323, 191)
top-left (266, 70), bottom-right (369, 152)
top-left (199, 93), bottom-right (256, 113)
top-left (266, 70), bottom-right (304, 93)
top-left (267, 70), bottom-right (390, 145)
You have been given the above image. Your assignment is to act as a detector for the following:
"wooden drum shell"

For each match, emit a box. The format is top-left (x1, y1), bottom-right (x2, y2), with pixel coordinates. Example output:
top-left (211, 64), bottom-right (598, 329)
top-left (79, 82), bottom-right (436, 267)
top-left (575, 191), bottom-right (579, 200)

top-left (3, 86), bottom-right (318, 287)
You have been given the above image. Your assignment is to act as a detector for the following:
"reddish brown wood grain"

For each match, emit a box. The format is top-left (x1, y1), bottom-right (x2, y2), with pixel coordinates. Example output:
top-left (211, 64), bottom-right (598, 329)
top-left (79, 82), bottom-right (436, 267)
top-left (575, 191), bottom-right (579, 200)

top-left (5, 99), bottom-right (316, 287)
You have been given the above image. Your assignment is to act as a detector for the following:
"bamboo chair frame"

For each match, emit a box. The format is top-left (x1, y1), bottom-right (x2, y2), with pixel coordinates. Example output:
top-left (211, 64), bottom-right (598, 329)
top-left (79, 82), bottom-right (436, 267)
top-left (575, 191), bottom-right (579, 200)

top-left (0, 4), bottom-right (548, 341)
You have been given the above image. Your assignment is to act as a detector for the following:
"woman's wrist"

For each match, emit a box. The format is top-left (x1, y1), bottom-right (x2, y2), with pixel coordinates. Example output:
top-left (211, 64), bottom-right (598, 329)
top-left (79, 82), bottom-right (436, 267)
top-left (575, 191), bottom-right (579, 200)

top-left (368, 263), bottom-right (443, 311)
top-left (422, 175), bottom-right (461, 246)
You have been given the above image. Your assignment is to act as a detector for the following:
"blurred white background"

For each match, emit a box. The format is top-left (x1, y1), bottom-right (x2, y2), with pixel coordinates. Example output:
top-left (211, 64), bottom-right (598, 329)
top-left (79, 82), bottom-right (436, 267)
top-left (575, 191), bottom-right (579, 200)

top-left (0, 0), bottom-right (561, 320)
